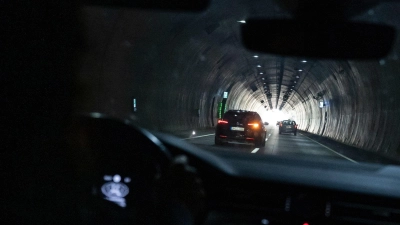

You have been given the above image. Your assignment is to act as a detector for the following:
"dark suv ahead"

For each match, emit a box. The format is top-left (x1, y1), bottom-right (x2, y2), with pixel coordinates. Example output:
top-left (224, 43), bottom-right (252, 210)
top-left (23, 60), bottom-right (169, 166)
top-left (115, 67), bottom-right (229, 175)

top-left (279, 120), bottom-right (298, 135)
top-left (215, 110), bottom-right (267, 147)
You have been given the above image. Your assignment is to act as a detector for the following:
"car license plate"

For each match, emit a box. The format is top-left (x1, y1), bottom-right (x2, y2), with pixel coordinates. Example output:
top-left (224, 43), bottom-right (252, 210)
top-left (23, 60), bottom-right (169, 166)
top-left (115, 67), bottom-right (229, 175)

top-left (286, 126), bottom-right (292, 128)
top-left (231, 127), bottom-right (244, 131)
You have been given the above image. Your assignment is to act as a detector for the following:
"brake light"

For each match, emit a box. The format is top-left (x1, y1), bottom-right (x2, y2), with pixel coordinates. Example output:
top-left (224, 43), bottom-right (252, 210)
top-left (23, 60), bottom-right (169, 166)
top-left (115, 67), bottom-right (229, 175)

top-left (248, 123), bottom-right (259, 128)
top-left (219, 135), bottom-right (227, 138)
top-left (218, 120), bottom-right (228, 124)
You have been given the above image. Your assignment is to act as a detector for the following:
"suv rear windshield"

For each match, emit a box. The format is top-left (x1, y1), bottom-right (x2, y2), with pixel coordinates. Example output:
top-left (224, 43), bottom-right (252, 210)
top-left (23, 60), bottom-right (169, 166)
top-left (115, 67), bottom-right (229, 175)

top-left (223, 111), bottom-right (255, 121)
top-left (282, 120), bottom-right (296, 125)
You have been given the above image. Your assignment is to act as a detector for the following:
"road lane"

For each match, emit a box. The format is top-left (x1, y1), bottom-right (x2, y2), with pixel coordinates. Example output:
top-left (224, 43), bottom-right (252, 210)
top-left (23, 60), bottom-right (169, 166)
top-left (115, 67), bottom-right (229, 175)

top-left (183, 125), bottom-right (357, 163)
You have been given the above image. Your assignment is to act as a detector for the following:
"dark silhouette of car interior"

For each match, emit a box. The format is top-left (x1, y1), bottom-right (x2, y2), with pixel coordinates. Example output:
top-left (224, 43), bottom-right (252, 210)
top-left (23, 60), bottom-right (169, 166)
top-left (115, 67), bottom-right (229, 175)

top-left (5, 0), bottom-right (400, 225)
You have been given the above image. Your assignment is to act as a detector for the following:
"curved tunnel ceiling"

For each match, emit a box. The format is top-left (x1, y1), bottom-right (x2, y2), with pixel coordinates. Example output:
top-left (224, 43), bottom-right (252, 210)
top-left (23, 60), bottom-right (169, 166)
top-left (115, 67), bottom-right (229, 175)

top-left (78, 0), bottom-right (400, 155)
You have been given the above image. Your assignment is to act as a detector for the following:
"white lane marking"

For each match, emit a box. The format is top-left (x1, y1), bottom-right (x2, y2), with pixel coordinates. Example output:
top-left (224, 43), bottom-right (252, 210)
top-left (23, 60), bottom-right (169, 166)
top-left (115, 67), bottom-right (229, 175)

top-left (251, 148), bottom-right (260, 153)
top-left (299, 133), bottom-right (358, 164)
top-left (182, 133), bottom-right (215, 140)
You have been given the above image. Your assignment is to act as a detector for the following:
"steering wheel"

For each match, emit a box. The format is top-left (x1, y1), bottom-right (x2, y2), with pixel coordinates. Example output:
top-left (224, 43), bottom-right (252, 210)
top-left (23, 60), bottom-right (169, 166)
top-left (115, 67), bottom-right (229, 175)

top-left (68, 113), bottom-right (173, 224)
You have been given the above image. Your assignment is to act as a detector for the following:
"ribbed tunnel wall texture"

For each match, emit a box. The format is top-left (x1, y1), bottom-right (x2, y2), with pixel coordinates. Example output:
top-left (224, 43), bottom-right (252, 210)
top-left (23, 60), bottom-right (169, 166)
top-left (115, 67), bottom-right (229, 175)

top-left (78, 2), bottom-right (400, 157)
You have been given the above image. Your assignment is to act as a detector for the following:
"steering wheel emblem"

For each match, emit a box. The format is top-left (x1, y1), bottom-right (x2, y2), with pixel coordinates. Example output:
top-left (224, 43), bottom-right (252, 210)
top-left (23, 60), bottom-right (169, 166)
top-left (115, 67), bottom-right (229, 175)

top-left (101, 182), bottom-right (129, 198)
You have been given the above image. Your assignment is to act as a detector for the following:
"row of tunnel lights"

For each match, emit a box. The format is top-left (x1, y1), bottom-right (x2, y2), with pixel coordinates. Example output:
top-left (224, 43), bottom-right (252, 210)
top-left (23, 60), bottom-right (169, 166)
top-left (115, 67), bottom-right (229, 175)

top-left (280, 62), bottom-right (306, 110)
top-left (240, 19), bottom-right (307, 110)
top-left (253, 55), bottom-right (306, 110)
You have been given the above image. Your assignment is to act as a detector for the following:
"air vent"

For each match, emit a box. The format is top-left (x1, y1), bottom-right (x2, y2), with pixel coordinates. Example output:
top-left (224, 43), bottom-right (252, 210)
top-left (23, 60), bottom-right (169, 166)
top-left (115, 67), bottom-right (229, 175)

top-left (331, 201), bottom-right (400, 225)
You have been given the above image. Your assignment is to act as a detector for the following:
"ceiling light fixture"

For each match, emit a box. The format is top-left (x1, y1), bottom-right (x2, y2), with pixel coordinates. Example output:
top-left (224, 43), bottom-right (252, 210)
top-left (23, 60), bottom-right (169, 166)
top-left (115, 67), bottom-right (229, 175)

top-left (237, 20), bottom-right (246, 23)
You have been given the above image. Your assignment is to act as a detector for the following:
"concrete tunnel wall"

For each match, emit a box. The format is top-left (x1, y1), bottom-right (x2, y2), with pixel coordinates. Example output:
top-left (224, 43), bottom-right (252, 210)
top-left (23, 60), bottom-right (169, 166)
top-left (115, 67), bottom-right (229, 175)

top-left (77, 5), bottom-right (400, 157)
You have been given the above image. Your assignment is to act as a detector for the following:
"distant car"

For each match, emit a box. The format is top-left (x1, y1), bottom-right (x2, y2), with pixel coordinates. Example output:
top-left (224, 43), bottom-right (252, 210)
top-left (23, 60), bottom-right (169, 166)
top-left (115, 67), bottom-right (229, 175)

top-left (279, 120), bottom-right (298, 135)
top-left (215, 110), bottom-right (267, 147)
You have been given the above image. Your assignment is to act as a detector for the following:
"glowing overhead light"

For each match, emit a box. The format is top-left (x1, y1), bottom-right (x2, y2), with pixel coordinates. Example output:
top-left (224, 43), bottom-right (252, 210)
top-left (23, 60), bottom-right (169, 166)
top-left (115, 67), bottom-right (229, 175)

top-left (262, 78), bottom-right (265, 80)
top-left (302, 60), bottom-right (307, 63)
top-left (260, 72), bottom-right (263, 74)
top-left (237, 20), bottom-right (246, 23)
top-left (296, 76), bottom-right (299, 78)
top-left (298, 69), bottom-right (303, 72)
top-left (253, 55), bottom-right (258, 58)
top-left (257, 65), bottom-right (261, 67)
top-left (192, 130), bottom-right (196, 135)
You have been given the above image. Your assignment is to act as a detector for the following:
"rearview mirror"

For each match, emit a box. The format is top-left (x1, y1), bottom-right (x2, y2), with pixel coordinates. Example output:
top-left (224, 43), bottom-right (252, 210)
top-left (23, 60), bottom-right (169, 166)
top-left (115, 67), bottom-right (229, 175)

top-left (82, 0), bottom-right (210, 11)
top-left (241, 19), bottom-right (396, 59)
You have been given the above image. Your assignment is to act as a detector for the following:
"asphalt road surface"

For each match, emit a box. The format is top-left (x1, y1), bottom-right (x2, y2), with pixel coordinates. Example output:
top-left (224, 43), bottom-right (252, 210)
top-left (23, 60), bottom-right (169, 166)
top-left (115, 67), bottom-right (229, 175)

top-left (182, 125), bottom-right (360, 163)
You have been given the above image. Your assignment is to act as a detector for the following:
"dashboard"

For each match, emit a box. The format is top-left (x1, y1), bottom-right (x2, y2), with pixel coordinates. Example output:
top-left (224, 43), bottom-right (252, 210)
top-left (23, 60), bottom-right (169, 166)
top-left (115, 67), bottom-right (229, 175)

top-left (71, 115), bottom-right (400, 225)
top-left (155, 132), bottom-right (400, 225)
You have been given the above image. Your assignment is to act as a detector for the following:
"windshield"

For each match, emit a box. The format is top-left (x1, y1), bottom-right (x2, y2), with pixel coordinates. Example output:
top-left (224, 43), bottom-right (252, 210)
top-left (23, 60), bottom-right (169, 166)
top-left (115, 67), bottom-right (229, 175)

top-left (77, 0), bottom-right (400, 165)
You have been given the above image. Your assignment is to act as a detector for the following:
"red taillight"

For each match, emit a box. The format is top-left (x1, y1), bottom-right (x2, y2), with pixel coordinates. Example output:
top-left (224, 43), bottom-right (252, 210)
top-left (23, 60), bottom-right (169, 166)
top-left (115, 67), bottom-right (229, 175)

top-left (219, 135), bottom-right (227, 138)
top-left (246, 137), bottom-right (254, 140)
top-left (248, 123), bottom-right (259, 128)
top-left (218, 120), bottom-right (228, 124)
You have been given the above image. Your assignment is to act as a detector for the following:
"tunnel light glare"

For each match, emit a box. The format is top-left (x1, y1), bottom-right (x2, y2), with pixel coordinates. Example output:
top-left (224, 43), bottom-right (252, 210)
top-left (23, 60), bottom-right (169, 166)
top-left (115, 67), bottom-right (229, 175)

top-left (298, 69), bottom-right (303, 72)
top-left (262, 78), bottom-right (265, 80)
top-left (260, 72), bottom-right (263, 74)
top-left (253, 55), bottom-right (258, 58)
top-left (237, 20), bottom-right (246, 23)
top-left (263, 111), bottom-right (289, 124)
top-left (296, 76), bottom-right (299, 78)
top-left (257, 65), bottom-right (261, 67)
top-left (302, 60), bottom-right (307, 63)
top-left (192, 131), bottom-right (196, 135)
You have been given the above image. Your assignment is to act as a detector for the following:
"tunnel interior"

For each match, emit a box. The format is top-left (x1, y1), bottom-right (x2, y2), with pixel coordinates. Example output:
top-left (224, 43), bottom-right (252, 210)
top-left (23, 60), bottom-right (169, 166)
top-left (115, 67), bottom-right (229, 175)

top-left (78, 1), bottom-right (400, 156)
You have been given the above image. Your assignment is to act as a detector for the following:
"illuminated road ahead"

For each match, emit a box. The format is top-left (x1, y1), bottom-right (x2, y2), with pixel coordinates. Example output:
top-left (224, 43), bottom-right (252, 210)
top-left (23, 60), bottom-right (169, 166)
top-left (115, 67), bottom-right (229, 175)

top-left (182, 125), bottom-right (399, 165)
